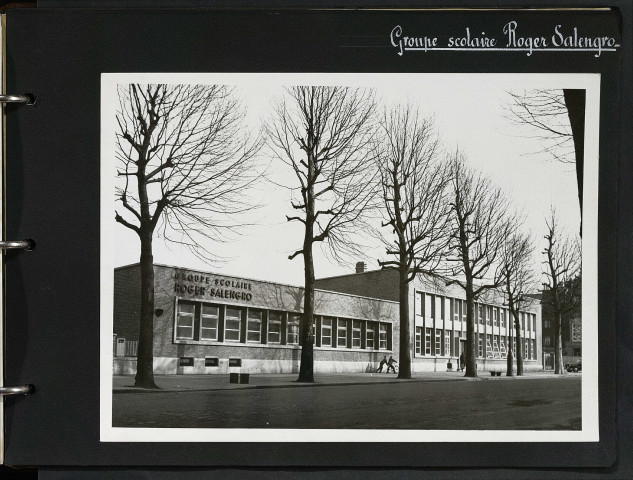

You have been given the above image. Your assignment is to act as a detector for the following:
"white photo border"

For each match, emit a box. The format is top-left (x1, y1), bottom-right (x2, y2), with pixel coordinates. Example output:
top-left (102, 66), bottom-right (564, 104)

top-left (100, 72), bottom-right (600, 443)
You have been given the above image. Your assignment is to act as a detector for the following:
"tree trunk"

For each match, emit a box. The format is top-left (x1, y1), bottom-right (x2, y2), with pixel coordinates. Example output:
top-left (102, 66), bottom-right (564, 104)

top-left (563, 89), bottom-right (585, 223)
top-left (134, 231), bottom-right (158, 389)
top-left (297, 144), bottom-right (316, 383)
top-left (464, 288), bottom-right (477, 377)
top-left (514, 311), bottom-right (523, 376)
top-left (506, 346), bottom-right (514, 376)
top-left (554, 312), bottom-right (565, 375)
top-left (297, 245), bottom-right (315, 382)
top-left (397, 262), bottom-right (412, 379)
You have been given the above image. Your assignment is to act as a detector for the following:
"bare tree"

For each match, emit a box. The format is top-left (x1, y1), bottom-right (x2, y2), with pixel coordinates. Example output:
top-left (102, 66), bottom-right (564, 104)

top-left (374, 106), bottom-right (450, 379)
top-left (266, 86), bottom-right (377, 382)
top-left (446, 153), bottom-right (512, 378)
top-left (506, 89), bottom-right (586, 217)
top-left (115, 84), bottom-right (260, 388)
top-left (500, 227), bottom-right (536, 376)
top-left (542, 210), bottom-right (581, 374)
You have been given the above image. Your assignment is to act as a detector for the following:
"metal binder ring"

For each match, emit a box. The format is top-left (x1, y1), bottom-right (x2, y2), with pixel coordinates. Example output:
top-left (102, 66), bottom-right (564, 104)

top-left (0, 385), bottom-right (34, 396)
top-left (0, 94), bottom-right (34, 104)
top-left (0, 240), bottom-right (34, 250)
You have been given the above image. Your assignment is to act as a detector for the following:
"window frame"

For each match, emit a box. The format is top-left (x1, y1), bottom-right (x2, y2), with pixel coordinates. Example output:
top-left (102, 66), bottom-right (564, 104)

top-left (444, 330), bottom-right (451, 357)
top-left (224, 306), bottom-right (242, 343)
top-left (199, 304), bottom-right (219, 341)
top-left (366, 322), bottom-right (376, 350)
top-left (338, 319), bottom-right (349, 348)
top-left (425, 327), bottom-right (432, 355)
top-left (287, 313), bottom-right (300, 345)
top-left (267, 311), bottom-right (282, 344)
top-left (415, 327), bottom-right (422, 355)
top-left (379, 323), bottom-right (388, 350)
top-left (352, 320), bottom-right (362, 349)
top-left (321, 317), bottom-right (333, 347)
top-left (175, 302), bottom-right (196, 340)
top-left (246, 309), bottom-right (262, 343)
top-left (435, 329), bottom-right (442, 356)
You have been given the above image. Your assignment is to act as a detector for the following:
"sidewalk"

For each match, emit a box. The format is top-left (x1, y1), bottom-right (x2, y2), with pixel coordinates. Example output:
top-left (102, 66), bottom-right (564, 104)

top-left (113, 369), bottom-right (571, 394)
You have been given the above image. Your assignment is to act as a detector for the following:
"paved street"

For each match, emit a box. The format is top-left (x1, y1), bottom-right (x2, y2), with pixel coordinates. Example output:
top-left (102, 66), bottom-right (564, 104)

top-left (112, 374), bottom-right (581, 430)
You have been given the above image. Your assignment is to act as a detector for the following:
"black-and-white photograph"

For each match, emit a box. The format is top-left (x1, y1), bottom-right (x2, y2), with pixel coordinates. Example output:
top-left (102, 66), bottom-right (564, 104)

top-left (100, 73), bottom-right (598, 442)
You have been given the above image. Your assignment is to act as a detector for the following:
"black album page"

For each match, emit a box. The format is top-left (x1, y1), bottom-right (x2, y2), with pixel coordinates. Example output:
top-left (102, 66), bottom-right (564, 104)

top-left (2, 6), bottom-right (626, 472)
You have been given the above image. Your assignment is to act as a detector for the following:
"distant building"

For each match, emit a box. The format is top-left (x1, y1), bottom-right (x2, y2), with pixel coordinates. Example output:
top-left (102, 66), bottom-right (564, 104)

top-left (539, 290), bottom-right (582, 369)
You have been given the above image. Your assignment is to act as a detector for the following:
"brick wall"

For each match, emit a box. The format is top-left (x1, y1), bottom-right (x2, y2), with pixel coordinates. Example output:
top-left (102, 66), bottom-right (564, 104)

top-left (314, 269), bottom-right (400, 301)
top-left (113, 265), bottom-right (142, 341)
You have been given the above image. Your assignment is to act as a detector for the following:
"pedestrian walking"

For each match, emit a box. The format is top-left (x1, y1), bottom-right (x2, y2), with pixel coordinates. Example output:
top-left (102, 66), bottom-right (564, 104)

top-left (386, 355), bottom-right (398, 373)
top-left (376, 355), bottom-right (387, 373)
top-left (459, 352), bottom-right (465, 372)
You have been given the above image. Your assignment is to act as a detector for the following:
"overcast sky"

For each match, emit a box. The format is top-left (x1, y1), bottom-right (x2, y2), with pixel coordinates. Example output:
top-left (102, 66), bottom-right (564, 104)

top-left (105, 73), bottom-right (593, 287)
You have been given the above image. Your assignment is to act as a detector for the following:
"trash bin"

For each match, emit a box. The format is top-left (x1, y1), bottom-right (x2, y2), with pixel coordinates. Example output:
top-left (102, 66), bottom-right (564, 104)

top-left (229, 372), bottom-right (239, 383)
top-left (239, 373), bottom-right (250, 384)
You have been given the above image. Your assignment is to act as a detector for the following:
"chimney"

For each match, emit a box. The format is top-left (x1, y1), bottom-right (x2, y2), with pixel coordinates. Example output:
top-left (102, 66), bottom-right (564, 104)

top-left (355, 261), bottom-right (366, 274)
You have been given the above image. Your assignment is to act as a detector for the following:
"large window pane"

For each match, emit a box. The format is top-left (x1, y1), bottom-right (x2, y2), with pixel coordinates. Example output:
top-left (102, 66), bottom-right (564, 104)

top-left (425, 328), bottom-right (431, 355)
top-left (321, 317), bottom-right (333, 347)
top-left (287, 314), bottom-right (300, 345)
top-left (444, 331), bottom-right (451, 356)
top-left (435, 329), bottom-right (441, 356)
top-left (352, 320), bottom-right (361, 348)
top-left (338, 319), bottom-right (348, 347)
top-left (268, 312), bottom-right (281, 344)
top-left (200, 304), bottom-right (219, 341)
top-left (225, 307), bottom-right (241, 342)
top-left (379, 323), bottom-right (388, 350)
top-left (415, 327), bottom-right (422, 355)
top-left (366, 323), bottom-right (375, 350)
top-left (247, 309), bottom-right (262, 343)
top-left (176, 302), bottom-right (195, 340)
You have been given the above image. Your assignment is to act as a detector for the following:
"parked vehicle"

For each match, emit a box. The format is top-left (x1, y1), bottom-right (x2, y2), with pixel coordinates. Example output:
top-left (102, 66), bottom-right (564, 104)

top-left (565, 361), bottom-right (582, 373)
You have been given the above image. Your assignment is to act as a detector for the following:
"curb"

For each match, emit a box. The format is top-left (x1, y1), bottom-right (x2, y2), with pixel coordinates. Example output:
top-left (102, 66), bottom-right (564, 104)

top-left (112, 376), bottom-right (468, 394)
top-left (112, 372), bottom-right (574, 394)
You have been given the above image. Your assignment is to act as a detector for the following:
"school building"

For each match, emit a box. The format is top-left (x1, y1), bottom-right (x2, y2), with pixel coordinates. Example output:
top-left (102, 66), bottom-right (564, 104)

top-left (113, 263), bottom-right (399, 375)
top-left (113, 262), bottom-right (542, 375)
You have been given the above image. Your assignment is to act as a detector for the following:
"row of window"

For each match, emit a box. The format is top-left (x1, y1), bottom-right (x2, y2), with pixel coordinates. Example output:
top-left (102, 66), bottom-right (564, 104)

top-left (415, 293), bottom-right (537, 333)
top-left (414, 327), bottom-right (537, 360)
top-left (175, 300), bottom-right (392, 350)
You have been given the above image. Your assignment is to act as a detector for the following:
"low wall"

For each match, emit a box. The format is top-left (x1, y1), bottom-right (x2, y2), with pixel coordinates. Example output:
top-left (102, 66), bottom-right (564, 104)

top-left (114, 356), bottom-right (543, 375)
top-left (413, 357), bottom-right (542, 373)
top-left (113, 357), bottom-right (137, 375)
top-left (115, 357), bottom-right (385, 375)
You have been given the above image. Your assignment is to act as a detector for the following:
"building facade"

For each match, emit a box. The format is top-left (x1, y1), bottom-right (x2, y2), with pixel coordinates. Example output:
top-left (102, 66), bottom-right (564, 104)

top-left (114, 264), bottom-right (399, 375)
top-left (315, 265), bottom-right (543, 372)
top-left (113, 263), bottom-right (542, 375)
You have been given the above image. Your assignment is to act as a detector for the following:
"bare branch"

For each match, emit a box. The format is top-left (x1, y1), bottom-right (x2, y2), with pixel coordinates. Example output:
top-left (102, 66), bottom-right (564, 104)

top-left (114, 83), bottom-right (263, 262)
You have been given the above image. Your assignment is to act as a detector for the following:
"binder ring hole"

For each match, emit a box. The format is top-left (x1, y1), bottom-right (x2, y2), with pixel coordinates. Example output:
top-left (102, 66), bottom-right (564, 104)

top-left (25, 239), bottom-right (36, 251)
